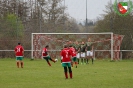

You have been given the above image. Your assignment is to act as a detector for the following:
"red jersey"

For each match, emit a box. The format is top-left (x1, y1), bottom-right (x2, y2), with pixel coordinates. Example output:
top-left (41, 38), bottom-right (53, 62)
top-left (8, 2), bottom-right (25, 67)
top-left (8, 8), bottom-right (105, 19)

top-left (69, 47), bottom-right (77, 57)
top-left (42, 48), bottom-right (48, 57)
top-left (14, 45), bottom-right (24, 56)
top-left (60, 48), bottom-right (71, 62)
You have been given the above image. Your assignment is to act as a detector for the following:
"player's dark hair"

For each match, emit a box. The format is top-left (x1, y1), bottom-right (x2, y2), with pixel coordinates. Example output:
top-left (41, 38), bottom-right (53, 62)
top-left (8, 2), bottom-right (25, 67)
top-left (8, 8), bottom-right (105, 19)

top-left (18, 43), bottom-right (21, 45)
top-left (45, 45), bottom-right (49, 48)
top-left (69, 45), bottom-right (73, 47)
top-left (63, 44), bottom-right (68, 48)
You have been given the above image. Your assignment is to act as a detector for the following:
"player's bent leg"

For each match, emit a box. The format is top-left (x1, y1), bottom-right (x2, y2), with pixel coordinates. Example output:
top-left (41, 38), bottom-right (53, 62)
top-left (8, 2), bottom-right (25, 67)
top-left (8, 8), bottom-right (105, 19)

top-left (48, 56), bottom-right (56, 63)
top-left (44, 57), bottom-right (51, 66)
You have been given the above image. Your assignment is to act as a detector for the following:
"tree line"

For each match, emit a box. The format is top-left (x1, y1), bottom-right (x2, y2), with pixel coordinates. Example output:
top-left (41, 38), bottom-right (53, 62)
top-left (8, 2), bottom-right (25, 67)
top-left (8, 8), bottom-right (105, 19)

top-left (0, 0), bottom-right (133, 58)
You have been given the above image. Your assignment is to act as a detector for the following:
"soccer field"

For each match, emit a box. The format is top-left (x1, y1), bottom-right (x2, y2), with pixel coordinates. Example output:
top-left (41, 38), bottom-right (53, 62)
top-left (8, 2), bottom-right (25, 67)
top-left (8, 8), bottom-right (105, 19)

top-left (0, 59), bottom-right (133, 88)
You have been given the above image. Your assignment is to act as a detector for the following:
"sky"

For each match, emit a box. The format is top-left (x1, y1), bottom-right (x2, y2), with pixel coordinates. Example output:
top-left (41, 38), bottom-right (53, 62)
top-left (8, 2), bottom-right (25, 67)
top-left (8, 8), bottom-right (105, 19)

top-left (64, 0), bottom-right (115, 22)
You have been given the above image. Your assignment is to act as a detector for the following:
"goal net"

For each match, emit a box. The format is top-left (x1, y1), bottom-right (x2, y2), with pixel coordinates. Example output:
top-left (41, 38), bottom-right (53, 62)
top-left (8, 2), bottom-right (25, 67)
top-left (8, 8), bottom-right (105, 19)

top-left (31, 33), bottom-right (115, 60)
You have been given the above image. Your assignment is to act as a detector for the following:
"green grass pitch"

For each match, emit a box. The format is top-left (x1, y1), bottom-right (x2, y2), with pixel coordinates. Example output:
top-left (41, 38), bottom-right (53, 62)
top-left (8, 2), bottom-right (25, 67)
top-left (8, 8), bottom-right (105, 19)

top-left (0, 59), bottom-right (133, 88)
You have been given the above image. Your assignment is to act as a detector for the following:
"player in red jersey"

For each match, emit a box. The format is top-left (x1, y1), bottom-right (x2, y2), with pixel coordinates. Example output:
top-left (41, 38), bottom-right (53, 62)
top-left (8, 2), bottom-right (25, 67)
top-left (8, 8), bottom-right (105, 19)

top-left (69, 45), bottom-right (78, 68)
top-left (60, 45), bottom-right (73, 79)
top-left (14, 43), bottom-right (24, 68)
top-left (42, 45), bottom-right (56, 66)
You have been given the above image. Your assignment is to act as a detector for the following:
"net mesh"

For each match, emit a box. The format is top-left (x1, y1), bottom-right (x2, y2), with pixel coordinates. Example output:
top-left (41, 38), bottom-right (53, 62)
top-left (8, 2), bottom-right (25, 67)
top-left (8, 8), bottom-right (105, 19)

top-left (32, 33), bottom-right (112, 59)
top-left (113, 34), bottom-right (124, 60)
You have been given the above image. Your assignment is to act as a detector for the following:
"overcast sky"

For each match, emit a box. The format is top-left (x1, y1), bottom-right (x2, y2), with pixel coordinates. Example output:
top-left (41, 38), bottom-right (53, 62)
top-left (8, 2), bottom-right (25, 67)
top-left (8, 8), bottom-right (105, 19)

top-left (64, 0), bottom-right (133, 22)
top-left (64, 0), bottom-right (116, 21)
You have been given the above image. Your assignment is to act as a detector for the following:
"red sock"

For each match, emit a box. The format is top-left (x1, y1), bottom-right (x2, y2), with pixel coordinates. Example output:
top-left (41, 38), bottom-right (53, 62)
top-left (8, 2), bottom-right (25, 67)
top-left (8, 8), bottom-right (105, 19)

top-left (21, 62), bottom-right (23, 68)
top-left (17, 62), bottom-right (19, 68)
top-left (65, 72), bottom-right (68, 79)
top-left (52, 60), bottom-right (56, 63)
top-left (69, 72), bottom-right (72, 78)
top-left (47, 62), bottom-right (51, 66)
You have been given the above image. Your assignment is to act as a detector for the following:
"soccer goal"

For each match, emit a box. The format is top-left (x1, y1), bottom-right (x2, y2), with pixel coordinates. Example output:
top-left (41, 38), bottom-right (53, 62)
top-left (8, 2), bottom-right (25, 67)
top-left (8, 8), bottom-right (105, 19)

top-left (31, 33), bottom-right (114, 60)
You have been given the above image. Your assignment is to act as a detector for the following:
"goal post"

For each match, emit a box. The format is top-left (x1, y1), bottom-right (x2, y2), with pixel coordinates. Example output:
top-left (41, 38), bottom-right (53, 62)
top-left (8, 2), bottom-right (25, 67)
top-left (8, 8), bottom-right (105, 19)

top-left (31, 32), bottom-right (114, 60)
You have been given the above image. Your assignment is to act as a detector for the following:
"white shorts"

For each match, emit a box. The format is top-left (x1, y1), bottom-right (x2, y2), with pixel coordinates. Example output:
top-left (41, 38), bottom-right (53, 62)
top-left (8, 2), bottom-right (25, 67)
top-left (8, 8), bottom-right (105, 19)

top-left (76, 53), bottom-right (80, 58)
top-left (86, 51), bottom-right (93, 56)
top-left (81, 52), bottom-right (85, 58)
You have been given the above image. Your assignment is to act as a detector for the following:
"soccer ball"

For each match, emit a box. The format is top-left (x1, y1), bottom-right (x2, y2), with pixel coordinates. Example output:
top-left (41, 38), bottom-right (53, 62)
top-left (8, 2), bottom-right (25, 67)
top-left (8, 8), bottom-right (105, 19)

top-left (55, 59), bottom-right (58, 62)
